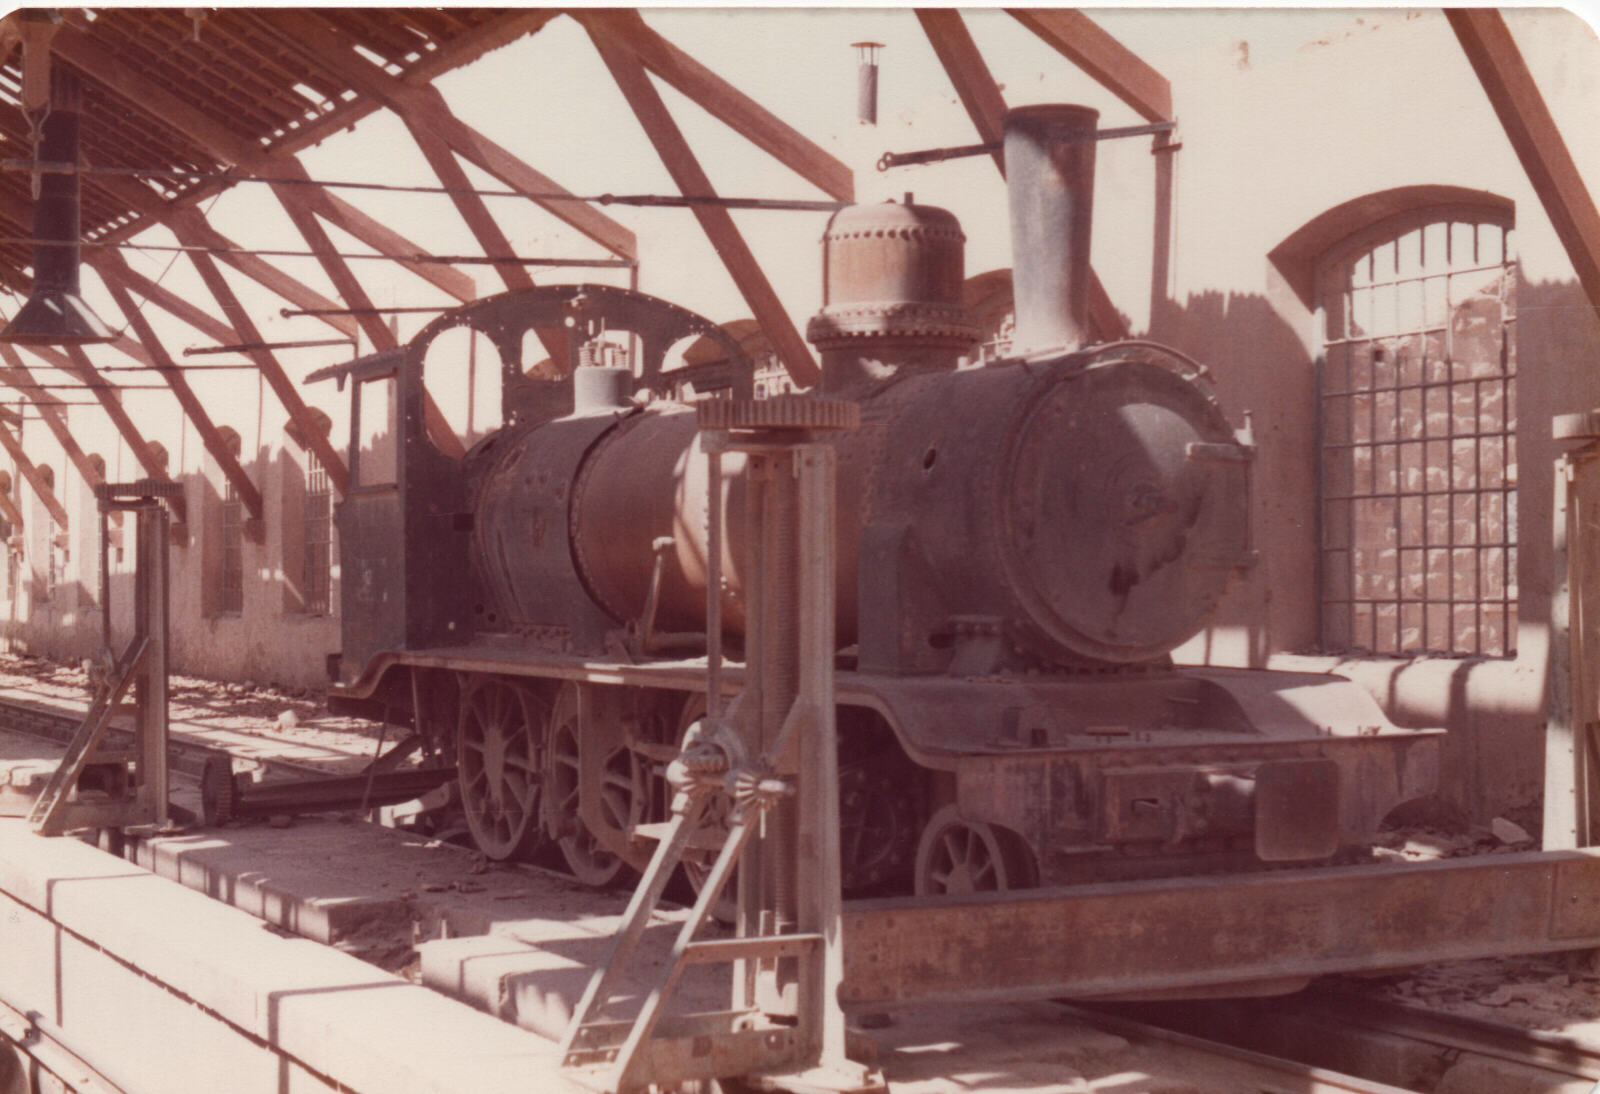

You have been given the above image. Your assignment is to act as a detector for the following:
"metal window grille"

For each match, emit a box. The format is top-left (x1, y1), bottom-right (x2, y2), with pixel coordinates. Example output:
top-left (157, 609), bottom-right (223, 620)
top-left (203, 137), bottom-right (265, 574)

top-left (304, 453), bottom-right (332, 616)
top-left (43, 524), bottom-right (57, 603)
top-left (220, 481), bottom-right (243, 614)
top-left (1318, 218), bottom-right (1517, 656)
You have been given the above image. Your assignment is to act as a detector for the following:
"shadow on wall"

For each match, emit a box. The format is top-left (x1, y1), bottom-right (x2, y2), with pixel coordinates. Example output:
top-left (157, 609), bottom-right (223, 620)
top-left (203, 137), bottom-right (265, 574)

top-left (0, 438), bottom-right (344, 691)
top-left (1149, 289), bottom-right (1318, 670)
top-left (1258, 277), bottom-right (1600, 830)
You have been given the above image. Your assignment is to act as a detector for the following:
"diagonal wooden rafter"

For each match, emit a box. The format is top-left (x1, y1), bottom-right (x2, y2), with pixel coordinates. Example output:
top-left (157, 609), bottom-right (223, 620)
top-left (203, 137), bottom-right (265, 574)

top-left (917, 9), bottom-right (1130, 341)
top-left (0, 479), bottom-right (24, 537)
top-left (916, 10), bottom-right (1008, 174)
top-left (0, 96), bottom-right (360, 342)
top-left (398, 121), bottom-right (568, 368)
top-left (86, 256), bottom-right (236, 346)
top-left (588, 28), bottom-right (820, 388)
top-left (1006, 9), bottom-right (1174, 124)
top-left (577, 9), bottom-right (854, 204)
top-left (55, 344), bottom-right (188, 526)
top-left (0, 262), bottom-right (168, 375)
top-left (407, 122), bottom-right (534, 296)
top-left (97, 249), bottom-right (264, 519)
top-left (266, 11), bottom-right (638, 260)
top-left (172, 210), bottom-right (350, 495)
top-left (1447, 9), bottom-right (1600, 314)
top-left (0, 343), bottom-right (111, 518)
top-left (0, 421), bottom-right (69, 532)
top-left (46, 20), bottom-right (476, 303)
top-left (267, 161), bottom-right (467, 459)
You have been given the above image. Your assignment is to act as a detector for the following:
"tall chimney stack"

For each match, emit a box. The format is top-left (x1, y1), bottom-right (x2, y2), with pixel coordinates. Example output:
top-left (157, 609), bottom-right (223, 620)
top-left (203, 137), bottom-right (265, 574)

top-left (1004, 104), bottom-right (1099, 354)
top-left (1, 67), bottom-right (116, 346)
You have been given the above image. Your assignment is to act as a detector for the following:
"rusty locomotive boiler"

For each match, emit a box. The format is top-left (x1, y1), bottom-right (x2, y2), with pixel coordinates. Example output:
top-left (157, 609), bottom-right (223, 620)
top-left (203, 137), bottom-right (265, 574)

top-left (318, 104), bottom-right (1439, 904)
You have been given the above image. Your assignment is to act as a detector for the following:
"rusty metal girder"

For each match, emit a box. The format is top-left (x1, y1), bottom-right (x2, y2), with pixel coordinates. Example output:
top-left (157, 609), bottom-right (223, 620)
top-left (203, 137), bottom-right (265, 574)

top-left (838, 849), bottom-right (1600, 1008)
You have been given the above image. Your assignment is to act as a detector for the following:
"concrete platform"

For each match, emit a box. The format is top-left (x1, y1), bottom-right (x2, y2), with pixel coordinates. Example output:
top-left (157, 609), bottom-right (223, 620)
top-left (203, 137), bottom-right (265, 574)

top-left (0, 818), bottom-right (580, 1094)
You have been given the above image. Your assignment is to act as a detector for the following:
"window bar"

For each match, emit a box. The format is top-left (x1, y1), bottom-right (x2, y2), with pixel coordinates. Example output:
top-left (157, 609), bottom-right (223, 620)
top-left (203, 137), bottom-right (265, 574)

top-left (1391, 338), bottom-right (1402, 652)
top-left (1475, 375), bottom-right (1485, 654)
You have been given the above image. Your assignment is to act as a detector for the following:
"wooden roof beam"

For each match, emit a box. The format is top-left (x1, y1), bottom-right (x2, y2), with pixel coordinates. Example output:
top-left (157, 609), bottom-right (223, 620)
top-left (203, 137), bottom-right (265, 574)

top-left (97, 250), bottom-right (263, 521)
top-left (277, 183), bottom-right (477, 303)
top-left (577, 9), bottom-right (854, 203)
top-left (0, 480), bottom-right (24, 537)
top-left (171, 210), bottom-right (350, 495)
top-left (48, 19), bottom-right (476, 304)
top-left (0, 103), bottom-right (361, 341)
top-left (917, 9), bottom-right (1129, 341)
top-left (1448, 9), bottom-right (1600, 313)
top-left (0, 421), bottom-right (69, 532)
top-left (267, 161), bottom-right (467, 460)
top-left (266, 12), bottom-right (638, 259)
top-left (916, 10), bottom-right (1008, 174)
top-left (56, 344), bottom-right (189, 527)
top-left (0, 263), bottom-right (169, 372)
top-left (86, 254), bottom-right (236, 345)
top-left (106, 207), bottom-right (362, 339)
top-left (0, 344), bottom-right (112, 519)
top-left (399, 122), bottom-right (567, 365)
top-left (1006, 9), bottom-right (1174, 124)
top-left (588, 28), bottom-right (820, 389)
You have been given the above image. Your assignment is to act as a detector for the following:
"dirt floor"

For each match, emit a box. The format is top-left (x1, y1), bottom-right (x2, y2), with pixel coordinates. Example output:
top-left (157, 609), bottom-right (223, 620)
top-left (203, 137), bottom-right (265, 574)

top-left (0, 649), bottom-right (386, 749)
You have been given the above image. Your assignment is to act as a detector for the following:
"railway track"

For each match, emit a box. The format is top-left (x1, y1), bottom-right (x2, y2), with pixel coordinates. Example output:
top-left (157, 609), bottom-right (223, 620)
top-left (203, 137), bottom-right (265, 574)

top-left (1088, 987), bottom-right (1600, 1093)
top-left (0, 690), bottom-right (344, 784)
top-left (1060, 1003), bottom-right (1422, 1094)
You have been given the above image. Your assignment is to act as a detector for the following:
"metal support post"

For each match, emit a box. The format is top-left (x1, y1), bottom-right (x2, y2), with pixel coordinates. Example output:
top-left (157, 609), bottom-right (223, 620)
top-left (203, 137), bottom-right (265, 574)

top-left (559, 397), bottom-right (876, 1093)
top-left (27, 479), bottom-right (180, 837)
top-left (1549, 411), bottom-right (1600, 848)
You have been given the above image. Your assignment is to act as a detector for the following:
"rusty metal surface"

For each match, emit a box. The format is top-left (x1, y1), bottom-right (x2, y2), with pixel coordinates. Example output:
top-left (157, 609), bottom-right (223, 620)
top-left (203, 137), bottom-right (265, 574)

top-left (838, 850), bottom-right (1600, 1007)
top-left (1005, 103), bottom-right (1099, 352)
top-left (2, 72), bottom-right (115, 345)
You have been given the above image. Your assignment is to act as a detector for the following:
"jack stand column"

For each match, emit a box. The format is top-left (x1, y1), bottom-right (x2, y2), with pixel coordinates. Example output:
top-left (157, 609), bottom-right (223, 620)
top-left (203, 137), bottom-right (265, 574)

top-left (1549, 411), bottom-right (1600, 849)
top-left (559, 398), bottom-right (879, 1094)
top-left (27, 479), bottom-right (181, 838)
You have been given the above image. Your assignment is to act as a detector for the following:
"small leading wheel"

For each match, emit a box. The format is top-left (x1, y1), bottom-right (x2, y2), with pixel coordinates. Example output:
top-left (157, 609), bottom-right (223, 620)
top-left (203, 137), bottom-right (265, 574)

top-left (457, 676), bottom-right (548, 860)
top-left (913, 805), bottom-right (1037, 896)
top-left (546, 685), bottom-right (650, 888)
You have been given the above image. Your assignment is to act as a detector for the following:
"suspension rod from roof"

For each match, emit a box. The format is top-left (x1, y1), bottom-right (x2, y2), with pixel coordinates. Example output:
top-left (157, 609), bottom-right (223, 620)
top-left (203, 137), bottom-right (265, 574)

top-left (0, 236), bottom-right (634, 267)
top-left (93, 362), bottom-right (260, 371)
top-left (0, 160), bottom-right (846, 211)
top-left (280, 304), bottom-right (452, 318)
top-left (184, 337), bottom-right (354, 357)
top-left (2, 399), bottom-right (133, 407)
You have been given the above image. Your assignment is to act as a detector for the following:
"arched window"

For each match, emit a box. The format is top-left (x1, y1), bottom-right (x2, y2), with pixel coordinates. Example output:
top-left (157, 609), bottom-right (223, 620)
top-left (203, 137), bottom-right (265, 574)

top-left (1309, 197), bottom-right (1517, 656)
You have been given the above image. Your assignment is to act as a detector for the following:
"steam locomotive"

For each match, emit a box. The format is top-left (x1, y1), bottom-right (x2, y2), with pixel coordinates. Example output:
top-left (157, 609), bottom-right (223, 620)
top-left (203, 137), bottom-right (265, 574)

top-left (318, 105), bottom-right (1439, 901)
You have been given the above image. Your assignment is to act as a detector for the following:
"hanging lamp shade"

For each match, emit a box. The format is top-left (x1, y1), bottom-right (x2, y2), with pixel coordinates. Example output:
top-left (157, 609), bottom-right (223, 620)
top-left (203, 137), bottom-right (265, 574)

top-left (1, 67), bottom-right (116, 346)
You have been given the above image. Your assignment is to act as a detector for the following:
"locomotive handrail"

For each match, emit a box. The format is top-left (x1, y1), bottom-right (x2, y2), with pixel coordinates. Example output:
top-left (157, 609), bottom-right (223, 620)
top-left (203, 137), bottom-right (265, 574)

top-left (304, 345), bottom-right (403, 388)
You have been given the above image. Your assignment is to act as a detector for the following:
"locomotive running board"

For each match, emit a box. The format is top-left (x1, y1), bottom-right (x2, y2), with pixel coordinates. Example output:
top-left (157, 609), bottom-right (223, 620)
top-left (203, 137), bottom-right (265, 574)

top-left (838, 848), bottom-right (1600, 1008)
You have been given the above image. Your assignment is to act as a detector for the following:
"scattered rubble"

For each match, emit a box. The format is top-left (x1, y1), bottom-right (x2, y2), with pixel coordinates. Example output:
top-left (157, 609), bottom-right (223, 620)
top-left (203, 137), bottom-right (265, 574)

top-left (1337, 952), bottom-right (1600, 1035)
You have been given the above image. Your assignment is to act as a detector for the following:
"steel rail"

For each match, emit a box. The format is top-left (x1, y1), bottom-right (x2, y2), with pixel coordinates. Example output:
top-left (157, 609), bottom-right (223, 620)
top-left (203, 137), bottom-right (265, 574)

top-left (1056, 1002), bottom-right (1418, 1094)
top-left (1301, 988), bottom-right (1600, 1081)
top-left (0, 692), bottom-right (332, 783)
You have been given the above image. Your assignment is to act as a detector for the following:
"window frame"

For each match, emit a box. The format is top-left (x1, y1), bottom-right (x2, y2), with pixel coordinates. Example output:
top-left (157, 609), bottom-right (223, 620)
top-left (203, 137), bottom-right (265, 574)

top-left (1313, 202), bottom-right (1518, 658)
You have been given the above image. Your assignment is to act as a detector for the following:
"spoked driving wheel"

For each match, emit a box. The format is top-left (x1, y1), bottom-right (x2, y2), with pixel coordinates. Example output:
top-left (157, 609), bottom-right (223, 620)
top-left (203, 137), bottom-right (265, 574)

top-left (546, 684), bottom-right (650, 888)
top-left (457, 676), bottom-right (548, 860)
top-left (913, 805), bottom-right (1037, 896)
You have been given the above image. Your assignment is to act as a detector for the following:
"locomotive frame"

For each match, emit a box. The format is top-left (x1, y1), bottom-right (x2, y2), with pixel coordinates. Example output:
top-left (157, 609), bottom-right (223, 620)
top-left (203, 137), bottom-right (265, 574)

top-left (311, 103), bottom-right (1600, 1006)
